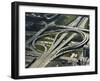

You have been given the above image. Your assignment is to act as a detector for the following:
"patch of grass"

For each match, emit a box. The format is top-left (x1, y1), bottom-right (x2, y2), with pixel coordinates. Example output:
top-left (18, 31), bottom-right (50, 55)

top-left (35, 45), bottom-right (45, 52)
top-left (65, 15), bottom-right (77, 25)
top-left (85, 20), bottom-right (89, 29)
top-left (55, 15), bottom-right (77, 25)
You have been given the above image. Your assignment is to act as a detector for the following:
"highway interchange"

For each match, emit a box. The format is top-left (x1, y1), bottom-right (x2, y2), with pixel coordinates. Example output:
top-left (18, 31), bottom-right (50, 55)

top-left (25, 13), bottom-right (89, 68)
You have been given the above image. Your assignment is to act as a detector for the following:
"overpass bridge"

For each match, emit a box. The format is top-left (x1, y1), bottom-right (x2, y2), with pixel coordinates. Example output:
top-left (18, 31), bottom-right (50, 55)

top-left (25, 14), bottom-right (89, 68)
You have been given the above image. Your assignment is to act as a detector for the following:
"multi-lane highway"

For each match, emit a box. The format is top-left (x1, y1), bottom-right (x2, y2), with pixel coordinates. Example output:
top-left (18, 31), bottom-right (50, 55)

top-left (28, 16), bottom-right (89, 68)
